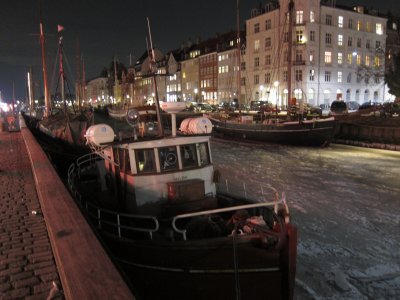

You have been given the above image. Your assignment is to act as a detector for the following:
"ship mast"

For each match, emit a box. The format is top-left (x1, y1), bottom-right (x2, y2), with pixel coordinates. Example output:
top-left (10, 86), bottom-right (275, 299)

top-left (236, 0), bottom-right (242, 116)
top-left (39, 7), bottom-right (50, 118)
top-left (147, 17), bottom-right (164, 137)
top-left (287, 0), bottom-right (294, 111)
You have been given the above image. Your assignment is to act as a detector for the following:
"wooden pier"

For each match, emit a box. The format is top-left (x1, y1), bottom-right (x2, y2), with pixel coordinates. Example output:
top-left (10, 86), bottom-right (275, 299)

top-left (0, 117), bottom-right (134, 299)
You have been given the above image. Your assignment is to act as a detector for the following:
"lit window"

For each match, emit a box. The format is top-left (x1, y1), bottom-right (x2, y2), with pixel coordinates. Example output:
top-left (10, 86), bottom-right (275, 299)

top-left (254, 40), bottom-right (260, 52)
top-left (376, 23), bottom-right (383, 35)
top-left (296, 30), bottom-right (304, 43)
top-left (296, 11), bottom-right (303, 24)
top-left (310, 11), bottom-right (315, 23)
top-left (347, 53), bottom-right (352, 65)
top-left (338, 71), bottom-right (342, 83)
top-left (309, 50), bottom-right (314, 63)
top-left (375, 56), bottom-right (380, 67)
top-left (357, 20), bottom-right (362, 31)
top-left (338, 52), bottom-right (343, 64)
top-left (325, 51), bottom-right (332, 64)
top-left (309, 69), bottom-right (315, 81)
top-left (338, 16), bottom-right (343, 28)
top-left (356, 55), bottom-right (361, 65)
top-left (365, 55), bottom-right (370, 66)
top-left (338, 34), bottom-right (343, 46)
top-left (366, 22), bottom-right (371, 32)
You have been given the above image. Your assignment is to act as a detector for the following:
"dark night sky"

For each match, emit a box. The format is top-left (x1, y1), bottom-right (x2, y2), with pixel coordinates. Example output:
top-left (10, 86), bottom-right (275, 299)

top-left (0, 0), bottom-right (398, 102)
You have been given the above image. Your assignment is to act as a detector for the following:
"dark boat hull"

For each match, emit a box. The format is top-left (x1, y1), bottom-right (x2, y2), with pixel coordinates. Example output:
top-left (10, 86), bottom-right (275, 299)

top-left (210, 117), bottom-right (336, 147)
top-left (100, 225), bottom-right (297, 300)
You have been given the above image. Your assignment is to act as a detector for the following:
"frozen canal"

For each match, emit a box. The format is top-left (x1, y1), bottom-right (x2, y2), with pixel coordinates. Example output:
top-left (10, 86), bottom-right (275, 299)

top-left (210, 138), bottom-right (400, 300)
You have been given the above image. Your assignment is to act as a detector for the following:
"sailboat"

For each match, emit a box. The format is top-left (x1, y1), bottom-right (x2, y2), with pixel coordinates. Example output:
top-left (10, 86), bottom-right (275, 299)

top-left (67, 18), bottom-right (298, 300)
top-left (23, 17), bottom-right (92, 169)
top-left (207, 0), bottom-right (337, 147)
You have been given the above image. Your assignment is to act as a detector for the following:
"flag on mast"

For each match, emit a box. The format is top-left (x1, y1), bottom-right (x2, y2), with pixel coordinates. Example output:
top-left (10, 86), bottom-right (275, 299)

top-left (57, 25), bottom-right (64, 32)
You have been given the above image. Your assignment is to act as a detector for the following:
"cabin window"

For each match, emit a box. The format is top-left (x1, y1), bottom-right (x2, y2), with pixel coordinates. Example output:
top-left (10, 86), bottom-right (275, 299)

top-left (198, 143), bottom-right (211, 166)
top-left (180, 144), bottom-right (198, 169)
top-left (159, 146), bottom-right (179, 171)
top-left (135, 149), bottom-right (156, 174)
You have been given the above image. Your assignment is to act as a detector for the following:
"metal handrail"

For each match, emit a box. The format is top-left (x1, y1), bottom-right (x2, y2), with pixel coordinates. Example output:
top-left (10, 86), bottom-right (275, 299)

top-left (172, 199), bottom-right (281, 240)
top-left (67, 153), bottom-right (160, 240)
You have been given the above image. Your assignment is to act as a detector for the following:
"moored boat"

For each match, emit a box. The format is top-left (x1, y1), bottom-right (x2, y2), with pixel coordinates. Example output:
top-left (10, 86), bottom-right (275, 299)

top-left (67, 102), bottom-right (297, 299)
top-left (208, 114), bottom-right (336, 147)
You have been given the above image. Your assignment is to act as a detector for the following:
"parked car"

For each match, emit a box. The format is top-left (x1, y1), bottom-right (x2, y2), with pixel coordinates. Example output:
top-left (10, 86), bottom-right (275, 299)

top-left (329, 100), bottom-right (348, 116)
top-left (359, 101), bottom-right (380, 110)
top-left (345, 101), bottom-right (360, 112)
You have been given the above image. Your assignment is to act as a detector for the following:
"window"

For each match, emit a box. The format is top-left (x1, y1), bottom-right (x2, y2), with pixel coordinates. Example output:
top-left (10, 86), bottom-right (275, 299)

top-left (284, 32), bottom-right (289, 42)
top-left (254, 40), bottom-right (260, 52)
top-left (357, 38), bottom-right (361, 48)
top-left (347, 53), bottom-right (353, 65)
top-left (265, 54), bottom-right (271, 65)
top-left (310, 11), bottom-right (315, 23)
top-left (375, 56), bottom-right (380, 67)
top-left (296, 11), bottom-right (304, 24)
top-left (356, 54), bottom-right (361, 65)
top-left (284, 50), bottom-right (288, 62)
top-left (365, 55), bottom-right (370, 66)
top-left (283, 71), bottom-right (288, 82)
top-left (198, 143), bottom-right (210, 166)
top-left (310, 30), bottom-right (315, 42)
top-left (325, 33), bottom-right (332, 45)
top-left (254, 57), bottom-right (260, 67)
top-left (338, 34), bottom-right (343, 46)
top-left (348, 37), bottom-right (352, 47)
top-left (254, 74), bottom-right (259, 84)
top-left (296, 30), bottom-right (303, 43)
top-left (376, 41), bottom-right (381, 49)
top-left (348, 19), bottom-right (353, 29)
top-left (357, 20), bottom-right (362, 31)
top-left (265, 19), bottom-right (272, 30)
top-left (296, 50), bottom-right (303, 63)
top-left (366, 39), bottom-right (370, 49)
top-left (309, 69), bottom-right (315, 81)
top-left (325, 71), bottom-right (331, 82)
top-left (159, 146), bottom-right (179, 171)
top-left (295, 70), bottom-right (302, 81)
top-left (254, 23), bottom-right (260, 33)
top-left (309, 50), bottom-right (315, 63)
top-left (136, 149), bottom-right (156, 174)
top-left (347, 73), bottom-right (352, 83)
top-left (338, 52), bottom-right (343, 64)
top-left (338, 16), bottom-right (343, 28)
top-left (180, 144), bottom-right (198, 169)
top-left (265, 37), bottom-right (271, 48)
top-left (325, 51), bottom-right (332, 64)
top-left (338, 71), bottom-right (342, 83)
top-left (366, 22), bottom-right (371, 32)
top-left (376, 23), bottom-right (383, 35)
top-left (326, 15), bottom-right (332, 25)
top-left (265, 72), bottom-right (271, 83)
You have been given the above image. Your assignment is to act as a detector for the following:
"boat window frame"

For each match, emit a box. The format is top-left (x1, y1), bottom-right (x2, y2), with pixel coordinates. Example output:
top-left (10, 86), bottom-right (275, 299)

top-left (179, 143), bottom-right (199, 169)
top-left (134, 148), bottom-right (157, 174)
top-left (197, 142), bottom-right (211, 166)
top-left (158, 145), bottom-right (180, 172)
